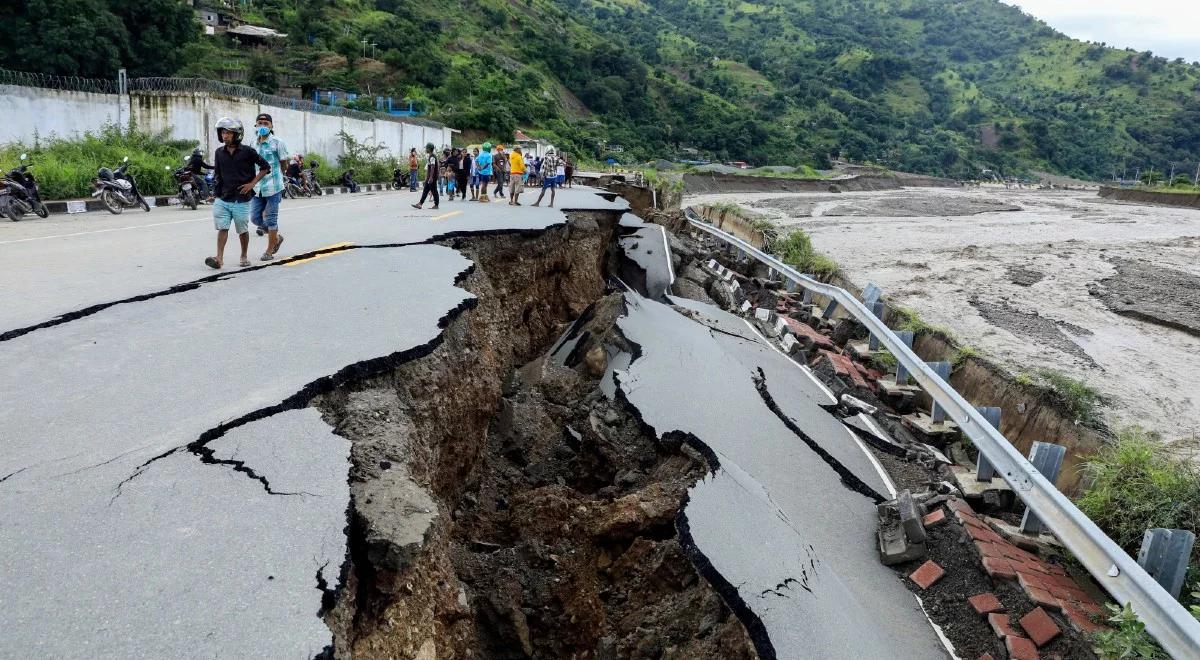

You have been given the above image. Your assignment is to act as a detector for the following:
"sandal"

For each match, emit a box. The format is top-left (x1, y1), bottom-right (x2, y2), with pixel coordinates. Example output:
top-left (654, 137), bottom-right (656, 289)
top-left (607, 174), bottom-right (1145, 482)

top-left (204, 257), bottom-right (221, 269)
top-left (260, 253), bottom-right (274, 261)
top-left (239, 258), bottom-right (251, 267)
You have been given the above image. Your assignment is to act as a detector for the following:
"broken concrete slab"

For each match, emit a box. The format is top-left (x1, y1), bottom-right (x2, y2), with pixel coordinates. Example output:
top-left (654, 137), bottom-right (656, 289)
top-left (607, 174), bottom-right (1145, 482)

top-left (354, 469), bottom-right (439, 573)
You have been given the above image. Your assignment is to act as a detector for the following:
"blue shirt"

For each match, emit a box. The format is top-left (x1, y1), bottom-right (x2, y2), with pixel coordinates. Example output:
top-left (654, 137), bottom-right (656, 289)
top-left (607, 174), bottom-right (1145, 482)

top-left (475, 151), bottom-right (493, 176)
top-left (253, 135), bottom-right (289, 197)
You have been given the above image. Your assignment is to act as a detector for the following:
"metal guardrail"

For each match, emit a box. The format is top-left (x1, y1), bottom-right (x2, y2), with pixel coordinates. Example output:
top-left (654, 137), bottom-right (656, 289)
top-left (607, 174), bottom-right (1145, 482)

top-left (684, 209), bottom-right (1200, 658)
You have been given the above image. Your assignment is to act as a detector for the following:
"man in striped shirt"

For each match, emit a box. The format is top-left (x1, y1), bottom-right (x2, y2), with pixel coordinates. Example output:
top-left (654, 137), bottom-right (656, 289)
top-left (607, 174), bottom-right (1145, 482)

top-left (250, 113), bottom-right (288, 261)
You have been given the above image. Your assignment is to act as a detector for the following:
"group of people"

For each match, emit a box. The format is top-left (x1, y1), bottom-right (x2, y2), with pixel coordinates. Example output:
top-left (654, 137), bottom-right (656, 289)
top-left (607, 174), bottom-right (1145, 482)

top-left (408, 142), bottom-right (573, 210)
top-left (199, 113), bottom-right (578, 269)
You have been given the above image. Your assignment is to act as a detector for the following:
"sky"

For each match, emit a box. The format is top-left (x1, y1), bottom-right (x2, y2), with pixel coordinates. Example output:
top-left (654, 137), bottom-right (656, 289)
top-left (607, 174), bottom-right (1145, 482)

top-left (1004, 1), bottom-right (1200, 63)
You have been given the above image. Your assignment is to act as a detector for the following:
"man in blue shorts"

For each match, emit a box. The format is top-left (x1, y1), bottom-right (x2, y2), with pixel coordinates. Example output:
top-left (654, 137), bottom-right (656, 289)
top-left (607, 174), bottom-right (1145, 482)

top-left (475, 142), bottom-right (494, 203)
top-left (532, 148), bottom-right (560, 208)
top-left (206, 117), bottom-right (270, 269)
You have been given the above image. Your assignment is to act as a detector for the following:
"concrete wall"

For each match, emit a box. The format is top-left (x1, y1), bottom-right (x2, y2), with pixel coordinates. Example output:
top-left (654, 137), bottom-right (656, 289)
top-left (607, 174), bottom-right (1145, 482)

top-left (0, 86), bottom-right (124, 146)
top-left (1098, 185), bottom-right (1200, 208)
top-left (0, 84), bottom-right (450, 165)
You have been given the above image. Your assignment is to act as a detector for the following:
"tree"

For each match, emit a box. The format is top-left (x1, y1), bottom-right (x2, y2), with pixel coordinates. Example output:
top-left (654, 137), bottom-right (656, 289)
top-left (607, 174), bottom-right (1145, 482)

top-left (247, 49), bottom-right (279, 94)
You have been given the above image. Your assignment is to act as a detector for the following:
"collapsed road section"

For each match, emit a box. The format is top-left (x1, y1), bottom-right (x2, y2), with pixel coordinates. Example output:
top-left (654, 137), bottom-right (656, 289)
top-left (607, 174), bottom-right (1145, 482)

top-left (1, 186), bottom-right (957, 658)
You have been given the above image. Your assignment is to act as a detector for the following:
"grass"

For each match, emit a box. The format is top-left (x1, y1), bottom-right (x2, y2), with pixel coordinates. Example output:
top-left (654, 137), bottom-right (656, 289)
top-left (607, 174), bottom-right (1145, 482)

top-left (1077, 427), bottom-right (1200, 568)
top-left (1037, 369), bottom-right (1103, 426)
top-left (891, 306), bottom-right (956, 339)
top-left (772, 229), bottom-right (838, 277)
top-left (0, 124), bottom-right (197, 200)
top-left (951, 345), bottom-right (981, 368)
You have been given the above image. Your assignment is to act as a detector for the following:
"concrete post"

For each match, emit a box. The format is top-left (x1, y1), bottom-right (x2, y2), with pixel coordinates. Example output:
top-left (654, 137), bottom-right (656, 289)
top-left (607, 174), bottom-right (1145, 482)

top-left (1137, 528), bottom-right (1195, 599)
top-left (821, 298), bottom-right (839, 320)
top-left (894, 331), bottom-right (915, 384)
top-left (925, 361), bottom-right (951, 421)
top-left (862, 282), bottom-right (881, 306)
top-left (974, 407), bottom-right (1001, 481)
top-left (1019, 442), bottom-right (1066, 534)
top-left (868, 300), bottom-right (886, 351)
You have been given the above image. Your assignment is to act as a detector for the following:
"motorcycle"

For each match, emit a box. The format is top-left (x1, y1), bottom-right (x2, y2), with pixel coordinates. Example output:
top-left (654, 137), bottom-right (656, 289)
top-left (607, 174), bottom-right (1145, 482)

top-left (391, 168), bottom-right (407, 190)
top-left (169, 165), bottom-right (199, 210)
top-left (0, 153), bottom-right (49, 221)
top-left (92, 156), bottom-right (150, 214)
top-left (283, 175), bottom-right (307, 199)
top-left (303, 168), bottom-right (324, 196)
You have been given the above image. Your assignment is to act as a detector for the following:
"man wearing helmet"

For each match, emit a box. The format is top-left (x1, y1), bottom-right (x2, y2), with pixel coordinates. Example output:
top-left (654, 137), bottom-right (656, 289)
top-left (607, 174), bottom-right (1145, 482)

top-left (206, 117), bottom-right (271, 270)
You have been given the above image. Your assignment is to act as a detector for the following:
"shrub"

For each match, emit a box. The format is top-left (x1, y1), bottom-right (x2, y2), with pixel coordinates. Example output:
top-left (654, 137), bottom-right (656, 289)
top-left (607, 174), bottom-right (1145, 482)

top-left (0, 124), bottom-right (196, 200)
top-left (773, 229), bottom-right (838, 277)
top-left (1092, 603), bottom-right (1168, 659)
top-left (1037, 369), bottom-right (1103, 426)
top-left (1077, 427), bottom-right (1200, 568)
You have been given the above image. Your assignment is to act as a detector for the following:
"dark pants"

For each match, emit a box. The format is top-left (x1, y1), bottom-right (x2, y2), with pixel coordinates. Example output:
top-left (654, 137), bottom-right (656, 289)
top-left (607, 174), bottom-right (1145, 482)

top-left (493, 172), bottom-right (506, 196)
top-left (456, 174), bottom-right (469, 198)
top-left (409, 170), bottom-right (418, 191)
top-left (419, 180), bottom-right (439, 205)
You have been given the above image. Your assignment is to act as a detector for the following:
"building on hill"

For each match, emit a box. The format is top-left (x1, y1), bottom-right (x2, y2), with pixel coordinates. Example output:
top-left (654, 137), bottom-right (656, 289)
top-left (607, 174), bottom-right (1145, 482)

top-left (514, 130), bottom-right (554, 158)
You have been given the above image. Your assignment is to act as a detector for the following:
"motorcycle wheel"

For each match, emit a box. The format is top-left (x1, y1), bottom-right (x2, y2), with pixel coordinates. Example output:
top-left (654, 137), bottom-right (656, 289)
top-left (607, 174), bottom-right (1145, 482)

top-left (140, 195), bottom-right (151, 212)
top-left (3, 201), bottom-right (21, 222)
top-left (34, 201), bottom-right (49, 218)
top-left (102, 190), bottom-right (123, 215)
top-left (184, 191), bottom-right (198, 210)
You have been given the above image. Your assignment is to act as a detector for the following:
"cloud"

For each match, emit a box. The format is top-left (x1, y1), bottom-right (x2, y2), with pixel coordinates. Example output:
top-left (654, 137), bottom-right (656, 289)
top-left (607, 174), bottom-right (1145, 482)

top-left (1004, 1), bottom-right (1200, 62)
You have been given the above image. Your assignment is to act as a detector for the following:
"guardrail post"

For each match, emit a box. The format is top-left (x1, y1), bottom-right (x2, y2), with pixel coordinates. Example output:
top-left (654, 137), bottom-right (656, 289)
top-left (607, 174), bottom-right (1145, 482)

top-left (862, 282), bottom-right (882, 306)
top-left (894, 331), bottom-right (915, 384)
top-left (868, 300), bottom-right (887, 350)
top-left (974, 407), bottom-right (1002, 481)
top-left (822, 298), bottom-right (839, 320)
top-left (925, 361), bottom-right (951, 421)
top-left (1019, 441), bottom-right (1066, 534)
top-left (1137, 528), bottom-right (1196, 599)
top-left (801, 278), bottom-right (815, 305)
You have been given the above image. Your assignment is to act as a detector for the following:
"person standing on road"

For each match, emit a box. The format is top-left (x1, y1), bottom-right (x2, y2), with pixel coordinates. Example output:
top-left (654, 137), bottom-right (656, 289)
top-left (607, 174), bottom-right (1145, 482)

top-left (532, 148), bottom-right (560, 208)
top-left (508, 145), bottom-right (526, 205)
top-left (411, 142), bottom-right (440, 210)
top-left (455, 148), bottom-right (471, 201)
top-left (408, 148), bottom-right (419, 191)
top-left (476, 142), bottom-right (494, 203)
top-left (249, 113), bottom-right (288, 261)
top-left (206, 117), bottom-right (270, 270)
top-left (469, 147), bottom-right (481, 200)
top-left (563, 153), bottom-right (574, 188)
top-left (186, 147), bottom-right (215, 202)
top-left (491, 145), bottom-right (509, 200)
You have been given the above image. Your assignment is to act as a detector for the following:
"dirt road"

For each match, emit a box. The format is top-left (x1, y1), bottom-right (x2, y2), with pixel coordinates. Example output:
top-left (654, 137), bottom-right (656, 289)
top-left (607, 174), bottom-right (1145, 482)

top-left (687, 186), bottom-right (1200, 453)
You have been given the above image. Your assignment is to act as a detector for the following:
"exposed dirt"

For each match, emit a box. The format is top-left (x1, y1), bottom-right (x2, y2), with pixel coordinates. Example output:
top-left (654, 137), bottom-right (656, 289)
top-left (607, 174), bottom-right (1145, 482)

top-left (1006, 265), bottom-right (1045, 287)
top-left (310, 213), bottom-right (759, 658)
top-left (968, 298), bottom-right (1097, 367)
top-left (1093, 257), bottom-right (1200, 339)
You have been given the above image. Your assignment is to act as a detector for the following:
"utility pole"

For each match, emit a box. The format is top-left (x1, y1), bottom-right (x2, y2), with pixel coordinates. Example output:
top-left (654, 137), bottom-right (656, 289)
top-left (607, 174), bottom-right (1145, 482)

top-left (1194, 162), bottom-right (1199, 186)
top-left (1168, 162), bottom-right (1175, 185)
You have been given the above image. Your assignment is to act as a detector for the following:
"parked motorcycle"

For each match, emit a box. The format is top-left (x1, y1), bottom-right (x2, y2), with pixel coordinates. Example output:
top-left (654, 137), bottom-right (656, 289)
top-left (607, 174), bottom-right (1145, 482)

top-left (391, 168), bottom-right (407, 190)
top-left (283, 175), bottom-right (307, 199)
top-left (169, 165), bottom-right (199, 210)
top-left (93, 157), bottom-right (150, 214)
top-left (0, 153), bottom-right (49, 221)
top-left (304, 165), bottom-right (324, 196)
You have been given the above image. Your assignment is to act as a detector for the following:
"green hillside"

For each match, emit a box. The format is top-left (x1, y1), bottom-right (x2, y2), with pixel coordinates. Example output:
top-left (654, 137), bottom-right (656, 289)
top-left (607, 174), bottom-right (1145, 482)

top-left (4, 0), bottom-right (1200, 179)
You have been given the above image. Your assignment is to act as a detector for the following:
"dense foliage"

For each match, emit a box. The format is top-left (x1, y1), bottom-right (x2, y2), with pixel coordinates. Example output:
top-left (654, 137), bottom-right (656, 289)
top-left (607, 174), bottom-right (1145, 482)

top-left (3, 0), bottom-right (1200, 179)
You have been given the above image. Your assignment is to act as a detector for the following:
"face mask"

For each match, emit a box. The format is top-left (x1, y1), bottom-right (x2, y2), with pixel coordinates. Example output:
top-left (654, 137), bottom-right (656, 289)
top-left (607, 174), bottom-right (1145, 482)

top-left (256, 126), bottom-right (271, 137)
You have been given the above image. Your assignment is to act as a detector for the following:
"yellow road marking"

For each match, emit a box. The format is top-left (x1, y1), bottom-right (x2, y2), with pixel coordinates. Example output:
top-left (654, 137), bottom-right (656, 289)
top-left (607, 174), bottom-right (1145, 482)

top-left (284, 241), bottom-right (353, 267)
top-left (432, 210), bottom-right (463, 222)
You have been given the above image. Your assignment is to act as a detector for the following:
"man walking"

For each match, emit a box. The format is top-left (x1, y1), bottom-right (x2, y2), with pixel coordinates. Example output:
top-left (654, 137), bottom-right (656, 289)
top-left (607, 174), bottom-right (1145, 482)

top-left (508, 145), bottom-right (526, 205)
top-left (411, 142), bottom-right (440, 210)
top-left (250, 113), bottom-right (289, 261)
top-left (408, 148), bottom-right (419, 191)
top-left (532, 148), bottom-right (560, 208)
top-left (206, 117), bottom-right (270, 269)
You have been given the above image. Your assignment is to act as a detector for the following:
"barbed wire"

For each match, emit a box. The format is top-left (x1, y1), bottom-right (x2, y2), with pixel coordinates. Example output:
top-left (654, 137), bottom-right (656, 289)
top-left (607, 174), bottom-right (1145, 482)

top-left (129, 77), bottom-right (445, 128)
top-left (0, 68), bottom-right (118, 94)
top-left (0, 68), bottom-right (445, 129)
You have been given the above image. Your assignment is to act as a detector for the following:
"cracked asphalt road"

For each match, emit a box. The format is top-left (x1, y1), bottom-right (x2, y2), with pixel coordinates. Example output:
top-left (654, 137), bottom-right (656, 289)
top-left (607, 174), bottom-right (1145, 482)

top-left (616, 294), bottom-right (945, 659)
top-left (0, 188), bottom-right (626, 657)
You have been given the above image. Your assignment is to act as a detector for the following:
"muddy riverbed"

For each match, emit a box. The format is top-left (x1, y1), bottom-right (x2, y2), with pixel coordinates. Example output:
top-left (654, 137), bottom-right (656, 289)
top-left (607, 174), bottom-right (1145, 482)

top-left (687, 186), bottom-right (1200, 454)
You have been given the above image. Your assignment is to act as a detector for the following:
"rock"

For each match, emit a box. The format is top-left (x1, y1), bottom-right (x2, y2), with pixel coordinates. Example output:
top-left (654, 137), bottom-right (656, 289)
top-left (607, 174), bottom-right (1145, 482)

top-left (679, 263), bottom-right (713, 287)
top-left (667, 232), bottom-right (698, 263)
top-left (828, 184), bottom-right (842, 193)
top-left (671, 278), bottom-right (716, 305)
top-left (415, 639), bottom-right (437, 660)
top-left (353, 470), bottom-right (438, 574)
top-left (584, 345), bottom-right (607, 377)
top-left (708, 281), bottom-right (735, 310)
top-left (568, 216), bottom-right (600, 232)
top-left (591, 484), bottom-right (677, 539)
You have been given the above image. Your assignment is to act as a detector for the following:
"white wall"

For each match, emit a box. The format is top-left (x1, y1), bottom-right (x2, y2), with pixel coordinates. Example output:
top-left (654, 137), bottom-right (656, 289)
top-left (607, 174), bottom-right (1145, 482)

top-left (0, 85), bottom-right (123, 146)
top-left (0, 86), bottom-right (450, 166)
